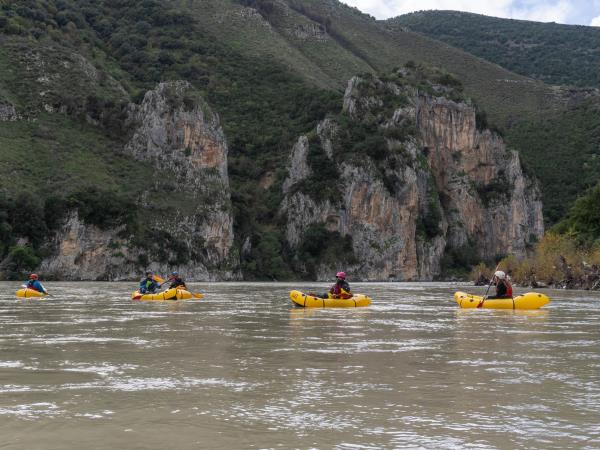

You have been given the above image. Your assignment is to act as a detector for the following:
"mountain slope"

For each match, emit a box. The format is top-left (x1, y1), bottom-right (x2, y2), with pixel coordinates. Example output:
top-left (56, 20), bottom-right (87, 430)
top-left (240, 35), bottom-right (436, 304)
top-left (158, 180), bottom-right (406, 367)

top-left (387, 10), bottom-right (600, 223)
top-left (0, 0), bottom-right (594, 279)
top-left (390, 10), bottom-right (600, 88)
top-left (180, 0), bottom-right (561, 126)
top-left (0, 0), bottom-right (342, 279)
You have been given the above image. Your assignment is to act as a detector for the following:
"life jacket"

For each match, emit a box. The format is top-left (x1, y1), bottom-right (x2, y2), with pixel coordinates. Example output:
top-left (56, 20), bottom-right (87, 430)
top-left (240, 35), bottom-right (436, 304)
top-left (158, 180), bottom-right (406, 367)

top-left (330, 281), bottom-right (352, 299)
top-left (27, 280), bottom-right (40, 292)
top-left (497, 279), bottom-right (513, 298)
top-left (140, 278), bottom-right (157, 293)
top-left (169, 277), bottom-right (186, 289)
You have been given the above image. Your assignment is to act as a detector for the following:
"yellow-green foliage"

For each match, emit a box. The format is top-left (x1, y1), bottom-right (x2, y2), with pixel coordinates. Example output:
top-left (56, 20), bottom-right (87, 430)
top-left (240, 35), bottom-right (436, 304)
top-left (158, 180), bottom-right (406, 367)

top-left (473, 233), bottom-right (599, 286)
top-left (469, 262), bottom-right (491, 283)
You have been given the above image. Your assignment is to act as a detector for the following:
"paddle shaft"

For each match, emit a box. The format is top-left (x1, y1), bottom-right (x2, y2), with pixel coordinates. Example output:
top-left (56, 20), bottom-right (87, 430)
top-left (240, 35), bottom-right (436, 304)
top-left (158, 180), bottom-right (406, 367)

top-left (478, 263), bottom-right (501, 308)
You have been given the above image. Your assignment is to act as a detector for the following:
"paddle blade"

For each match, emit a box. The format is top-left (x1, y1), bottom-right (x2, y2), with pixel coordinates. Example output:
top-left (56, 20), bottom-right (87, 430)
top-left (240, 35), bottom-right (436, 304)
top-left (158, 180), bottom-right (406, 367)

top-left (153, 275), bottom-right (165, 284)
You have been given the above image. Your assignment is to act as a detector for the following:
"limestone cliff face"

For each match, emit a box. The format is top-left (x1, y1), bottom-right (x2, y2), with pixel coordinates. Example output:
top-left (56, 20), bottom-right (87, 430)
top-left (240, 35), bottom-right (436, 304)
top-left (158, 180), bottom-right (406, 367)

top-left (125, 81), bottom-right (234, 266)
top-left (281, 122), bottom-right (445, 281)
top-left (281, 72), bottom-right (543, 281)
top-left (41, 81), bottom-right (238, 281)
top-left (40, 212), bottom-right (131, 281)
top-left (416, 95), bottom-right (544, 259)
top-left (0, 101), bottom-right (18, 121)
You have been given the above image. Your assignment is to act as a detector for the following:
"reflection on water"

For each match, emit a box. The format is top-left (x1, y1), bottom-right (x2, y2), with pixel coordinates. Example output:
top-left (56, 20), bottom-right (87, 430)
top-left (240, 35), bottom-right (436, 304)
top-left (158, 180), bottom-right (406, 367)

top-left (1, 282), bottom-right (600, 449)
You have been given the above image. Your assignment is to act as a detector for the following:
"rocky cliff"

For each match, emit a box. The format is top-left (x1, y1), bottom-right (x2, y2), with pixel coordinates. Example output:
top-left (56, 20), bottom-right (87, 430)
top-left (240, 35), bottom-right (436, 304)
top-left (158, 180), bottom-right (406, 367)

top-left (40, 81), bottom-right (238, 280)
top-left (416, 94), bottom-right (544, 259)
top-left (281, 69), bottom-right (543, 280)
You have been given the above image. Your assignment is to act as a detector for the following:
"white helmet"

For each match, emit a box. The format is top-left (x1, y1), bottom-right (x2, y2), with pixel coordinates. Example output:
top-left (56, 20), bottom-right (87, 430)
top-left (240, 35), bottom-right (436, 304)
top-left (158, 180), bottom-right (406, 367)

top-left (494, 270), bottom-right (506, 280)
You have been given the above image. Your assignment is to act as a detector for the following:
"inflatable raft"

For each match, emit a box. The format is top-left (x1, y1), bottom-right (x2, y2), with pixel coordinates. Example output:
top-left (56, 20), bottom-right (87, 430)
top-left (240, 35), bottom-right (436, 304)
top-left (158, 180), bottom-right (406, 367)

top-left (454, 291), bottom-right (550, 310)
top-left (132, 288), bottom-right (203, 301)
top-left (290, 290), bottom-right (371, 308)
top-left (16, 288), bottom-right (47, 298)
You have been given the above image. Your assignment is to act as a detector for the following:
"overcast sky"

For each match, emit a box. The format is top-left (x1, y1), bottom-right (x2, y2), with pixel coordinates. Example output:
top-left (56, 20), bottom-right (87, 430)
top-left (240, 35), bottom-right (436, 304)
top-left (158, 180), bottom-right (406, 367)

top-left (342, 0), bottom-right (600, 26)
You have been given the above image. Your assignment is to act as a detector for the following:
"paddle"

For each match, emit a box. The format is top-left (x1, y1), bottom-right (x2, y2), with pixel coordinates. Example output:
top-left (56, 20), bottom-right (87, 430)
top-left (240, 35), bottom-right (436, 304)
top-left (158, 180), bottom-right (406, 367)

top-left (478, 263), bottom-right (500, 308)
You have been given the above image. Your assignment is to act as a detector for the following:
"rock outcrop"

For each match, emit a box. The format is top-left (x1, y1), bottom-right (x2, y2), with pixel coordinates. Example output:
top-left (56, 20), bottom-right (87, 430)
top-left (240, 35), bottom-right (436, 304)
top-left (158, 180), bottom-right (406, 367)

top-left (0, 101), bottom-right (18, 121)
top-left (281, 71), bottom-right (543, 280)
top-left (126, 81), bottom-right (235, 270)
top-left (417, 94), bottom-right (544, 259)
top-left (41, 81), bottom-right (238, 280)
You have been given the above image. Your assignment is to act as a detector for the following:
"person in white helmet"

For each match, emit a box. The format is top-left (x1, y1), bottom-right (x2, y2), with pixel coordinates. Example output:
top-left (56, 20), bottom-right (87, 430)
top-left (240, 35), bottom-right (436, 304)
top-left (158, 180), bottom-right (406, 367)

top-left (488, 270), bottom-right (513, 299)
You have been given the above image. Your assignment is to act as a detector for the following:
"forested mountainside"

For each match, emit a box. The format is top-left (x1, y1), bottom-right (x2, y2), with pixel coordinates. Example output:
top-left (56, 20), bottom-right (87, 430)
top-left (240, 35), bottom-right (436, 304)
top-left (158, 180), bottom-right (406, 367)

top-left (390, 10), bottom-right (600, 89)
top-left (280, 68), bottom-right (542, 280)
top-left (389, 10), bottom-right (600, 224)
top-left (0, 0), bottom-right (595, 280)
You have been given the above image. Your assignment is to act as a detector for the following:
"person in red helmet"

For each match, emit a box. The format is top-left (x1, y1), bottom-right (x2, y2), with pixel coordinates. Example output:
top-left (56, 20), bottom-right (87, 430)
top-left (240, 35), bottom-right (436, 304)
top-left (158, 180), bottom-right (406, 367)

top-left (321, 272), bottom-right (352, 299)
top-left (25, 274), bottom-right (48, 295)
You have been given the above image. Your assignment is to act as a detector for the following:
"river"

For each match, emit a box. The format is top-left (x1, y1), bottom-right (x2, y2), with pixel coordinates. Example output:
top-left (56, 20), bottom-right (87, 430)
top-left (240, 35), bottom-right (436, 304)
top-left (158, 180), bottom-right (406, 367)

top-left (1, 282), bottom-right (599, 449)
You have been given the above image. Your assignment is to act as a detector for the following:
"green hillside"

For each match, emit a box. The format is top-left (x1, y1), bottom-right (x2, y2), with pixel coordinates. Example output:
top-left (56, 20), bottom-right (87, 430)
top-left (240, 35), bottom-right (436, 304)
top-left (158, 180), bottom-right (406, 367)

top-left (391, 10), bottom-right (600, 88)
top-left (179, 0), bottom-right (560, 126)
top-left (0, 0), bottom-right (342, 278)
top-left (1, 0), bottom-right (599, 278)
top-left (388, 10), bottom-right (600, 223)
top-left (506, 104), bottom-right (600, 223)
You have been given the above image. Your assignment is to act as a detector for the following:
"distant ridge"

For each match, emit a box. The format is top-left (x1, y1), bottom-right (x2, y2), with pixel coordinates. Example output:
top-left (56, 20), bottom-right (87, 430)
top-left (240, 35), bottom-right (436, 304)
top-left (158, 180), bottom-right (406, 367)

top-left (390, 10), bottom-right (600, 88)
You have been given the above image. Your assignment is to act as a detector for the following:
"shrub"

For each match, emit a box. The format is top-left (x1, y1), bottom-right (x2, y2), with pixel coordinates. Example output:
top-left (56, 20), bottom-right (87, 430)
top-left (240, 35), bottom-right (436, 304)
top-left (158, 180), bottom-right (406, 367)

top-left (469, 262), bottom-right (492, 284)
top-left (297, 134), bottom-right (342, 203)
top-left (441, 241), bottom-right (479, 277)
top-left (563, 182), bottom-right (600, 244)
top-left (67, 188), bottom-right (136, 230)
top-left (6, 245), bottom-right (41, 275)
top-left (297, 223), bottom-right (357, 278)
top-left (476, 177), bottom-right (512, 206)
top-left (241, 229), bottom-right (291, 280)
top-left (417, 199), bottom-right (442, 239)
top-left (435, 72), bottom-right (463, 90)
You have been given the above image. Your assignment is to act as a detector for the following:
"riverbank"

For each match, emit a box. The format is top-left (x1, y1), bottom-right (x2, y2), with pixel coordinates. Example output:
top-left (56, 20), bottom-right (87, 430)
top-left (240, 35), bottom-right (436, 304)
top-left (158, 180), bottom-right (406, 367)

top-left (471, 233), bottom-right (600, 290)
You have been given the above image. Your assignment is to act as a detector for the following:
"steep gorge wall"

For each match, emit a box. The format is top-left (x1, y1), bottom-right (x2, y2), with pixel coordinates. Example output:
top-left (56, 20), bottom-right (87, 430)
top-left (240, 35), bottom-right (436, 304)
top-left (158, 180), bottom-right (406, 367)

top-left (417, 95), bottom-right (544, 259)
top-left (40, 81), bottom-right (238, 280)
top-left (281, 73), bottom-right (543, 280)
top-left (5, 45), bottom-right (541, 282)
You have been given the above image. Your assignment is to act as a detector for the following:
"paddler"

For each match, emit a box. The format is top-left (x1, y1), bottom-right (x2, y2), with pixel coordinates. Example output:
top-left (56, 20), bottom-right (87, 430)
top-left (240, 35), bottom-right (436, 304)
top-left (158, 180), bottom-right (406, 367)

top-left (488, 270), bottom-right (513, 299)
top-left (25, 273), bottom-right (48, 295)
top-left (139, 271), bottom-right (159, 294)
top-left (320, 271), bottom-right (352, 299)
top-left (165, 271), bottom-right (186, 290)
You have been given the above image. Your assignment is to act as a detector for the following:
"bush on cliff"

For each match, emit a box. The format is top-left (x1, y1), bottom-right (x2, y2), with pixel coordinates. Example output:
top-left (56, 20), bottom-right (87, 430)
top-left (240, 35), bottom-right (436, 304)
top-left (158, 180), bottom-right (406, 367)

top-left (297, 224), bottom-right (357, 279)
top-left (3, 245), bottom-right (41, 280)
top-left (241, 229), bottom-right (291, 281)
top-left (559, 182), bottom-right (600, 245)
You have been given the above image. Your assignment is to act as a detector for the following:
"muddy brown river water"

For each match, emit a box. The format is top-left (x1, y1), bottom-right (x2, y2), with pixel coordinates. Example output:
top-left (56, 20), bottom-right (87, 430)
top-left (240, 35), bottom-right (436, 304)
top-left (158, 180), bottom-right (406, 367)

top-left (1, 282), bottom-right (599, 449)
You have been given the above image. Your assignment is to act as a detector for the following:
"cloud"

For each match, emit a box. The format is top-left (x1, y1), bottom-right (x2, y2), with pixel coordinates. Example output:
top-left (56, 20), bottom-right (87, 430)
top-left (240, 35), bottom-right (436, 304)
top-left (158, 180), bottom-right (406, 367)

top-left (342, 0), bottom-right (576, 23)
top-left (592, 15), bottom-right (600, 26)
top-left (510, 0), bottom-right (572, 23)
top-left (343, 0), bottom-right (512, 19)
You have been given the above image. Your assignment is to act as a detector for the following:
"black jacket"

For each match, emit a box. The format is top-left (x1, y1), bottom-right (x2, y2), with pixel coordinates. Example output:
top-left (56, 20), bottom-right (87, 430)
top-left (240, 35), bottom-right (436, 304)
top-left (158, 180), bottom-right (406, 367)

top-left (169, 277), bottom-right (186, 289)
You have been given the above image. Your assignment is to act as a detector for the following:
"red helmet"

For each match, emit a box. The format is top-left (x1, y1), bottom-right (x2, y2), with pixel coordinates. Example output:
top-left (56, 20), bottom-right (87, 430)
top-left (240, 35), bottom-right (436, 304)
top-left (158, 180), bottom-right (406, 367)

top-left (336, 271), bottom-right (346, 279)
top-left (29, 273), bottom-right (38, 280)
